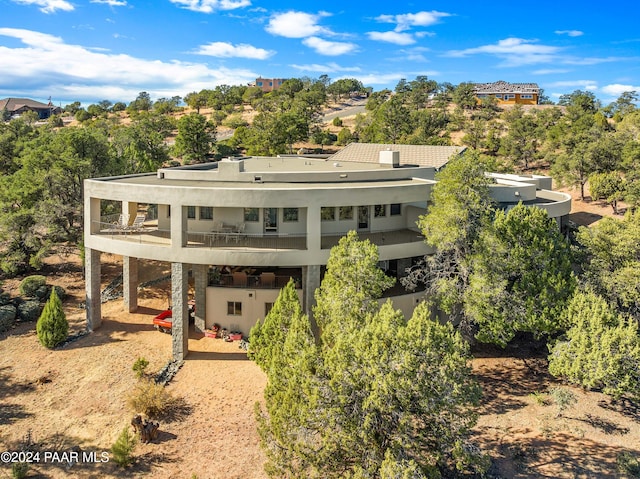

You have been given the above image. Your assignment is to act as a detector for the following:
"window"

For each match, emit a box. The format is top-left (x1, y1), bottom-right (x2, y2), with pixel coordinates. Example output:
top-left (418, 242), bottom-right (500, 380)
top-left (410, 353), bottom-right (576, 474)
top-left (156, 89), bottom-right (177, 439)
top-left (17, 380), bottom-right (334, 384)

top-left (390, 204), bottom-right (401, 216)
top-left (227, 301), bottom-right (242, 316)
top-left (505, 94), bottom-right (515, 99)
top-left (521, 94), bottom-right (533, 99)
top-left (283, 208), bottom-right (299, 222)
top-left (374, 205), bottom-right (386, 217)
top-left (477, 94), bottom-right (487, 98)
top-left (167, 205), bottom-right (170, 217)
top-left (339, 206), bottom-right (353, 220)
top-left (265, 302), bottom-right (274, 316)
top-left (321, 207), bottom-right (335, 221)
top-left (244, 208), bottom-right (259, 222)
top-left (187, 206), bottom-right (196, 219)
top-left (200, 207), bottom-right (213, 220)
top-left (257, 81), bottom-right (263, 87)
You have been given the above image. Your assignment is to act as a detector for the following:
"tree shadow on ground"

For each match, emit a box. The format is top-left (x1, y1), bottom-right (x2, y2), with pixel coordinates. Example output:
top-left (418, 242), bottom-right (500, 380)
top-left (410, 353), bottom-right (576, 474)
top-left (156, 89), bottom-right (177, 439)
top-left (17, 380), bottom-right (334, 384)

top-left (185, 350), bottom-right (249, 361)
top-left (569, 211), bottom-right (603, 226)
top-left (598, 396), bottom-right (640, 423)
top-left (0, 366), bottom-right (35, 425)
top-left (161, 396), bottom-right (193, 424)
top-left (472, 335), bottom-right (559, 416)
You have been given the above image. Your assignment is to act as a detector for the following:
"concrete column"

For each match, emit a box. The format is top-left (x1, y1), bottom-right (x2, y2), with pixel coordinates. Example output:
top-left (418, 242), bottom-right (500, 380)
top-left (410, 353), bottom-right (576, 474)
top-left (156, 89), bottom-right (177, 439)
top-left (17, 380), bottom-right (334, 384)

top-left (171, 262), bottom-right (189, 360)
top-left (123, 256), bottom-right (138, 313)
top-left (302, 264), bottom-right (321, 317)
top-left (193, 264), bottom-right (207, 332)
top-left (171, 205), bottom-right (188, 250)
top-left (85, 247), bottom-right (102, 331)
top-left (123, 201), bottom-right (138, 225)
top-left (306, 206), bottom-right (321, 252)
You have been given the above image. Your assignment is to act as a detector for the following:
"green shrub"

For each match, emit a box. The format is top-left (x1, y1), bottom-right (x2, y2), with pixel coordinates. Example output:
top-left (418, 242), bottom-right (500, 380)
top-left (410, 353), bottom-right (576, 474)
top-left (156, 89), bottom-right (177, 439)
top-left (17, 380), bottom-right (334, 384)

top-left (617, 451), bottom-right (640, 477)
top-left (111, 427), bottom-right (136, 467)
top-left (36, 289), bottom-right (68, 348)
top-left (332, 116), bottom-right (343, 127)
top-left (550, 387), bottom-right (577, 416)
top-left (19, 275), bottom-right (46, 297)
top-left (11, 462), bottom-right (29, 479)
top-left (132, 357), bottom-right (149, 379)
top-left (127, 380), bottom-right (177, 419)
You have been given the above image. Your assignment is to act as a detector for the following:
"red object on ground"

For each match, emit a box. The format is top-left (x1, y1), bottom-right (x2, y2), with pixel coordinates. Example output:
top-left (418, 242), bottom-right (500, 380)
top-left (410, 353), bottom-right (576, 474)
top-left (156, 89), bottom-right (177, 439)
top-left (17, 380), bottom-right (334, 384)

top-left (228, 333), bottom-right (242, 341)
top-left (153, 310), bottom-right (172, 333)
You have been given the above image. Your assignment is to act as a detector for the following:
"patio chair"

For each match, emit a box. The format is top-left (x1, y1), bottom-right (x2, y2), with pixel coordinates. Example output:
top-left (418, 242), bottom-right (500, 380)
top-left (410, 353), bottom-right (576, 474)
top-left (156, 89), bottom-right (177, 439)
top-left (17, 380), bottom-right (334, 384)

top-left (126, 214), bottom-right (146, 232)
top-left (232, 271), bottom-right (247, 287)
top-left (260, 272), bottom-right (275, 288)
top-left (231, 222), bottom-right (246, 244)
top-left (113, 213), bottom-right (130, 230)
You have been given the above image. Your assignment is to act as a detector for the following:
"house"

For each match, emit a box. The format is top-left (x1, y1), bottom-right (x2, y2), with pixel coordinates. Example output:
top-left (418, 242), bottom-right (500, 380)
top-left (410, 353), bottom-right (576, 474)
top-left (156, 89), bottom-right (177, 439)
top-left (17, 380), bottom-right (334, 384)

top-left (472, 81), bottom-right (540, 105)
top-left (251, 77), bottom-right (287, 92)
top-left (0, 97), bottom-right (62, 120)
top-left (83, 143), bottom-right (571, 360)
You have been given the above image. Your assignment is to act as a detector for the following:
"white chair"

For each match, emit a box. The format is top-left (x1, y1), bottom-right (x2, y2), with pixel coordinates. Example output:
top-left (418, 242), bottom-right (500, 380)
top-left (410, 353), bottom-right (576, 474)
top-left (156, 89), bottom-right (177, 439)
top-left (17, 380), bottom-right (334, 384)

top-left (127, 214), bottom-right (146, 232)
top-left (232, 222), bottom-right (246, 243)
top-left (113, 213), bottom-right (130, 230)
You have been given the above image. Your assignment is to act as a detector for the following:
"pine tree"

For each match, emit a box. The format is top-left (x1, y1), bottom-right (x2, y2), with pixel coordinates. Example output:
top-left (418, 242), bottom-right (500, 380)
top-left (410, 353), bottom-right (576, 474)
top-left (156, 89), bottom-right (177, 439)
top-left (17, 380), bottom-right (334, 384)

top-left (36, 288), bottom-right (68, 348)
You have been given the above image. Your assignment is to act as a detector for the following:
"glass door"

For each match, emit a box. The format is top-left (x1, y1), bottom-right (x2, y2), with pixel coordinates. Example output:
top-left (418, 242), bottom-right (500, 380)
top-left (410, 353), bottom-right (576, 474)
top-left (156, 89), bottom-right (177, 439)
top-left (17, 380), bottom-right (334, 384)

top-left (263, 208), bottom-right (278, 233)
top-left (357, 206), bottom-right (369, 231)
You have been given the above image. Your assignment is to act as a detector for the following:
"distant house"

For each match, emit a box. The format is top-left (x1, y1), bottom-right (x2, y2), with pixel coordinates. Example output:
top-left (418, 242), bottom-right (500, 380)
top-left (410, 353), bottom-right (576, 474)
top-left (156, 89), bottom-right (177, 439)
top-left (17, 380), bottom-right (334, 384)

top-left (472, 81), bottom-right (540, 105)
top-left (0, 97), bottom-right (62, 120)
top-left (251, 77), bottom-right (287, 92)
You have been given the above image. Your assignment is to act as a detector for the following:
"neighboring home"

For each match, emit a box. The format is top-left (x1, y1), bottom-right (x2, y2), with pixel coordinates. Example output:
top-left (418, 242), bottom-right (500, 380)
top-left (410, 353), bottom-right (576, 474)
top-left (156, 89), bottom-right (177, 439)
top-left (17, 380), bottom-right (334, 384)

top-left (83, 143), bottom-right (571, 360)
top-left (0, 97), bottom-right (62, 120)
top-left (251, 77), bottom-right (287, 92)
top-left (472, 81), bottom-right (540, 105)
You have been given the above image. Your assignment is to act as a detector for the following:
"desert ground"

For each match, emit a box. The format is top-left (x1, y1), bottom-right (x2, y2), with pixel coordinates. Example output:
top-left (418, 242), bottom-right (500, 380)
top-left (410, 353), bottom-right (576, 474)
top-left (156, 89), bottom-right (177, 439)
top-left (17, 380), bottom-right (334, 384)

top-left (1, 190), bottom-right (639, 479)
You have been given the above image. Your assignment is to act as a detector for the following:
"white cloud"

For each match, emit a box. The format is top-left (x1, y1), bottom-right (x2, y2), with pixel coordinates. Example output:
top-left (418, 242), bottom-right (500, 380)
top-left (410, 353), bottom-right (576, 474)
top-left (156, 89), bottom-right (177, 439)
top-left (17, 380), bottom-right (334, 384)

top-left (266, 11), bottom-right (331, 38)
top-left (10, 0), bottom-right (73, 13)
top-left (0, 28), bottom-right (258, 103)
top-left (367, 31), bottom-right (415, 46)
top-left (302, 37), bottom-right (357, 56)
top-left (601, 84), bottom-right (640, 96)
top-left (546, 80), bottom-right (599, 91)
top-left (555, 30), bottom-right (584, 37)
top-left (193, 42), bottom-right (274, 59)
top-left (91, 0), bottom-right (127, 6)
top-left (290, 62), bottom-right (361, 73)
top-left (533, 68), bottom-right (571, 74)
top-left (446, 37), bottom-right (561, 66)
top-left (169, 0), bottom-right (250, 13)
top-left (375, 11), bottom-right (451, 32)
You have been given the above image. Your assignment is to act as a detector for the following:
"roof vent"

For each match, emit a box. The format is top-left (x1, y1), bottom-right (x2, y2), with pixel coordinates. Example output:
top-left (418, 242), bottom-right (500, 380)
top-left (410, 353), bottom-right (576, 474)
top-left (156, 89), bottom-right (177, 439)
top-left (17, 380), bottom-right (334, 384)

top-left (379, 150), bottom-right (400, 168)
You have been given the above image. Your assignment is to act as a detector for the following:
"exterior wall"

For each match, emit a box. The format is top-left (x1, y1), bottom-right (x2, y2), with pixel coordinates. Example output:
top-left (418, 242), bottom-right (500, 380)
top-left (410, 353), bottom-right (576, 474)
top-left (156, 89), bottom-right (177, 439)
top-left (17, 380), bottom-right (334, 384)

top-left (205, 286), bottom-right (303, 334)
top-left (475, 93), bottom-right (538, 105)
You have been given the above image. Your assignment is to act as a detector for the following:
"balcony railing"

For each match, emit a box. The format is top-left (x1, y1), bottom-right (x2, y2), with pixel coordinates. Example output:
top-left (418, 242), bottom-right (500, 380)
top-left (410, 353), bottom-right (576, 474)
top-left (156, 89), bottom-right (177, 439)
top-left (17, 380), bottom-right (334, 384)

top-left (94, 218), bottom-right (424, 251)
top-left (209, 273), bottom-right (301, 289)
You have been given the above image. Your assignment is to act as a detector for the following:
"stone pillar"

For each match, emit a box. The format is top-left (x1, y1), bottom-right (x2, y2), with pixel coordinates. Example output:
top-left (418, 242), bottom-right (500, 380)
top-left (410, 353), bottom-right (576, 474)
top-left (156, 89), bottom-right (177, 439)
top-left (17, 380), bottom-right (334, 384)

top-left (171, 262), bottom-right (189, 360)
top-left (123, 256), bottom-right (138, 313)
top-left (85, 247), bottom-right (102, 331)
top-left (193, 264), bottom-right (207, 332)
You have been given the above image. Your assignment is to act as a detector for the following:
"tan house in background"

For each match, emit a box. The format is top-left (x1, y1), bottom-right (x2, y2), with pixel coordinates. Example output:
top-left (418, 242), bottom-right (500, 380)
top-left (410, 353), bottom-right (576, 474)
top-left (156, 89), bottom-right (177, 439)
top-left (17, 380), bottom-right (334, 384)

top-left (251, 77), bottom-right (287, 92)
top-left (472, 81), bottom-right (540, 105)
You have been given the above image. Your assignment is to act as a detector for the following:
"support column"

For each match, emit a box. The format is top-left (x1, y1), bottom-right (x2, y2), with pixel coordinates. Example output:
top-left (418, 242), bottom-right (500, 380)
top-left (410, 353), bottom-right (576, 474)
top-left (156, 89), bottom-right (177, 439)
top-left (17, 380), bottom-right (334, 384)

top-left (306, 206), bottom-right (321, 253)
top-left (171, 262), bottom-right (189, 360)
top-left (123, 256), bottom-right (138, 313)
top-left (85, 247), bottom-right (102, 331)
top-left (193, 264), bottom-right (207, 332)
top-left (302, 264), bottom-right (321, 318)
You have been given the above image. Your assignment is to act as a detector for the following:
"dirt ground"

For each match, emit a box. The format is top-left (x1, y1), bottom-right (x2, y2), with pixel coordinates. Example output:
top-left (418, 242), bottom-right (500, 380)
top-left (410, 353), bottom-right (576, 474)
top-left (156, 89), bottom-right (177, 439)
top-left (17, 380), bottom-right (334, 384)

top-left (1, 192), bottom-right (638, 479)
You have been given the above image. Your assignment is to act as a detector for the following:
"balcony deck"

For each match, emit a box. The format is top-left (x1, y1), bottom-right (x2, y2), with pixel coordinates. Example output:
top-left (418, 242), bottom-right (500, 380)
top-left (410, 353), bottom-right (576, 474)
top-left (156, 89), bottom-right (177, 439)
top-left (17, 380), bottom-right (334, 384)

top-left (93, 221), bottom-right (424, 251)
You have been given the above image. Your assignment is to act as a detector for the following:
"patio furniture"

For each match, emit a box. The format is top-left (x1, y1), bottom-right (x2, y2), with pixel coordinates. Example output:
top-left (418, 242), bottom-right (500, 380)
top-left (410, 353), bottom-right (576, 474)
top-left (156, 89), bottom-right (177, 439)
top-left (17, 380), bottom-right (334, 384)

top-left (260, 272), bottom-right (275, 287)
top-left (113, 213), bottom-right (130, 230)
top-left (232, 271), bottom-right (247, 287)
top-left (129, 214), bottom-right (147, 231)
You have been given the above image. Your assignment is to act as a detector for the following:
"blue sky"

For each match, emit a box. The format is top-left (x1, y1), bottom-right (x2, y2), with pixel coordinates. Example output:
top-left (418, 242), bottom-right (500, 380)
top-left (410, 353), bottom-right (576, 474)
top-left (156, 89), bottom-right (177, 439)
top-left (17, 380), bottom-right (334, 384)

top-left (2, 0), bottom-right (640, 107)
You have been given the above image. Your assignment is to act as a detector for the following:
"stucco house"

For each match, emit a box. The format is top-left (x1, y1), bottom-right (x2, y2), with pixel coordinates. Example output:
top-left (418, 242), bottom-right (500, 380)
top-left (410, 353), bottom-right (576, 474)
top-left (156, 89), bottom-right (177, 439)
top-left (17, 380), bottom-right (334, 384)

top-left (83, 143), bottom-right (571, 359)
top-left (472, 81), bottom-right (540, 105)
